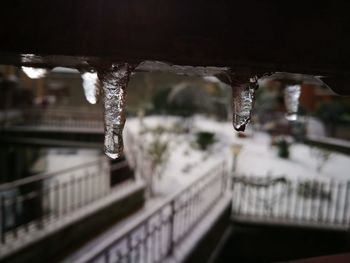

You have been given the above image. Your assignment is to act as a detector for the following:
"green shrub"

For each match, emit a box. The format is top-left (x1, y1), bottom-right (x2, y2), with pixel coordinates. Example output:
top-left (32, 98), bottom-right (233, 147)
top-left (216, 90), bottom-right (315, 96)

top-left (277, 139), bottom-right (289, 159)
top-left (196, 131), bottom-right (215, 150)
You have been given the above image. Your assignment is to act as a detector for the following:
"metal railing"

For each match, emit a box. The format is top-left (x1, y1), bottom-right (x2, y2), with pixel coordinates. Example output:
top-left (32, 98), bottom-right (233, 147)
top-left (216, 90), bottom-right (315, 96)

top-left (231, 175), bottom-right (350, 229)
top-left (78, 161), bottom-right (228, 263)
top-left (0, 158), bottom-right (133, 256)
top-left (19, 107), bottom-right (103, 130)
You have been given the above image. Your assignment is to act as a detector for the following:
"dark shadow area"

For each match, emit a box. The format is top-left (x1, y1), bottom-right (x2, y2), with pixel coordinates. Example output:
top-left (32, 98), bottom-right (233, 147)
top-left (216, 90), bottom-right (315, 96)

top-left (216, 222), bottom-right (350, 263)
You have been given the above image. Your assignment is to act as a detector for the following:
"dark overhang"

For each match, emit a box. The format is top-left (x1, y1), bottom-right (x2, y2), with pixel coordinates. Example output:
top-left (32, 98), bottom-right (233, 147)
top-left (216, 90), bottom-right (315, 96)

top-left (0, 0), bottom-right (349, 94)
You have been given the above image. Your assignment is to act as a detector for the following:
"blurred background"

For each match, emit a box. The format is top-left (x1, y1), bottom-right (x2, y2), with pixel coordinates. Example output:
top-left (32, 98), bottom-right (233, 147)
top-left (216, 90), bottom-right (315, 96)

top-left (0, 65), bottom-right (350, 262)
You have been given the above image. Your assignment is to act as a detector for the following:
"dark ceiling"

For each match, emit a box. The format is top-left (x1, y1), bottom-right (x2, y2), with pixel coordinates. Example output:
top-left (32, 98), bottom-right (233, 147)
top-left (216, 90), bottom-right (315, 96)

top-left (0, 0), bottom-right (349, 94)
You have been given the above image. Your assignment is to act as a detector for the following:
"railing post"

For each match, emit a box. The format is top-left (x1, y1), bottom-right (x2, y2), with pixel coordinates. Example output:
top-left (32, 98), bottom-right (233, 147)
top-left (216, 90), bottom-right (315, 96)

top-left (37, 186), bottom-right (44, 229)
top-left (334, 181), bottom-right (341, 224)
top-left (71, 176), bottom-right (76, 211)
top-left (167, 200), bottom-right (176, 258)
top-left (224, 162), bottom-right (229, 193)
top-left (343, 181), bottom-right (350, 226)
top-left (1, 195), bottom-right (5, 244)
top-left (54, 180), bottom-right (60, 218)
top-left (12, 196), bottom-right (18, 237)
top-left (127, 234), bottom-right (132, 263)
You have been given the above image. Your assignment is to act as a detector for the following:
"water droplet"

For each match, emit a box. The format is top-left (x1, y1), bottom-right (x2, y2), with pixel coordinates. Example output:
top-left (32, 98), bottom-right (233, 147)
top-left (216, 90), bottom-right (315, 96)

top-left (284, 85), bottom-right (301, 121)
top-left (285, 113), bottom-right (298, 121)
top-left (97, 63), bottom-right (134, 159)
top-left (81, 71), bottom-right (100, 104)
top-left (231, 82), bottom-right (256, 132)
top-left (22, 66), bottom-right (47, 79)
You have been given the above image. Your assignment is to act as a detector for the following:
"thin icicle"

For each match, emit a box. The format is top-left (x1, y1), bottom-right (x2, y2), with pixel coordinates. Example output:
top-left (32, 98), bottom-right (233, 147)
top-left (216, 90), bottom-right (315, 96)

top-left (81, 71), bottom-right (100, 104)
top-left (232, 81), bottom-right (257, 132)
top-left (98, 63), bottom-right (134, 159)
top-left (22, 66), bottom-right (47, 79)
top-left (284, 85), bottom-right (301, 121)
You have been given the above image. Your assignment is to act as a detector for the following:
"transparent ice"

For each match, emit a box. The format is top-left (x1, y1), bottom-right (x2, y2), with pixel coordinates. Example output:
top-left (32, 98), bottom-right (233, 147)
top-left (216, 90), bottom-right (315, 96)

top-left (284, 85), bottom-right (301, 121)
top-left (98, 63), bottom-right (133, 159)
top-left (22, 66), bottom-right (47, 79)
top-left (81, 72), bottom-right (100, 104)
top-left (232, 83), bottom-right (256, 132)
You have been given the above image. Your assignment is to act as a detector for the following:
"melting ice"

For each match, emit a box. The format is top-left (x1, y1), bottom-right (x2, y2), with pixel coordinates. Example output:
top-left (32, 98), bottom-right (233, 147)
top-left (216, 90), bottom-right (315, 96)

top-left (22, 66), bottom-right (47, 79)
top-left (232, 79), bottom-right (257, 131)
top-left (284, 85), bottom-right (301, 121)
top-left (232, 83), bottom-right (256, 132)
top-left (98, 63), bottom-right (134, 159)
top-left (81, 72), bottom-right (100, 104)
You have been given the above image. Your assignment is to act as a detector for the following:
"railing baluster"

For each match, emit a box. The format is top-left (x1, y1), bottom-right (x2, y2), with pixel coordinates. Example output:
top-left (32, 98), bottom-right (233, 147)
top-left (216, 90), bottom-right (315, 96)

top-left (260, 177), bottom-right (266, 218)
top-left (327, 180), bottom-right (334, 224)
top-left (71, 176), bottom-right (76, 211)
top-left (0, 195), bottom-right (5, 244)
top-left (77, 176), bottom-right (83, 208)
top-left (55, 180), bottom-right (60, 219)
top-left (276, 178), bottom-right (282, 219)
top-left (292, 178), bottom-right (298, 222)
top-left (148, 221), bottom-right (153, 263)
top-left (152, 227), bottom-right (157, 263)
top-left (284, 180), bottom-right (290, 220)
top-left (343, 181), bottom-right (350, 226)
top-left (299, 179), bottom-right (305, 221)
top-left (307, 179), bottom-right (314, 222)
top-left (317, 182), bottom-right (324, 223)
top-left (76, 176), bottom-right (81, 209)
top-left (233, 177), bottom-right (238, 215)
top-left (44, 183), bottom-right (50, 223)
top-left (317, 180), bottom-right (323, 223)
top-left (12, 196), bottom-right (18, 238)
top-left (249, 177), bottom-right (254, 217)
top-left (37, 186), bottom-right (44, 230)
top-left (240, 179), bottom-right (246, 216)
top-left (143, 224), bottom-right (148, 263)
top-left (266, 180), bottom-right (270, 218)
top-left (158, 217), bottom-right (163, 261)
top-left (167, 200), bottom-right (175, 258)
top-left (87, 172), bottom-right (92, 204)
top-left (330, 182), bottom-right (338, 223)
top-left (83, 172), bottom-right (88, 206)
top-left (127, 235), bottom-right (132, 263)
top-left (62, 182), bottom-right (68, 216)
top-left (334, 181), bottom-right (341, 225)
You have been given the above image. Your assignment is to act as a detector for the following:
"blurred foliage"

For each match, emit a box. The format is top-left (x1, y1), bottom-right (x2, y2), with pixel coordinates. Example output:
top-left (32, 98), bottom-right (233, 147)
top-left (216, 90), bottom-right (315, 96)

top-left (277, 138), bottom-right (290, 159)
top-left (315, 100), bottom-right (347, 137)
top-left (147, 139), bottom-right (168, 168)
top-left (151, 81), bottom-right (224, 118)
top-left (151, 86), bottom-right (195, 117)
top-left (141, 125), bottom-right (170, 196)
top-left (315, 101), bottom-right (345, 123)
top-left (196, 131), bottom-right (215, 151)
top-left (152, 87), bottom-right (172, 113)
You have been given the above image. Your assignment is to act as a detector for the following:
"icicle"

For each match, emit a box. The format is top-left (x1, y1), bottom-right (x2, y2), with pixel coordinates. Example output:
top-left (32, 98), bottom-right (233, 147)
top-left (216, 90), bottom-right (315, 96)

top-left (231, 79), bottom-right (257, 132)
top-left (284, 85), bottom-right (301, 121)
top-left (22, 66), bottom-right (47, 79)
top-left (81, 71), bottom-right (100, 104)
top-left (97, 63), bottom-right (134, 159)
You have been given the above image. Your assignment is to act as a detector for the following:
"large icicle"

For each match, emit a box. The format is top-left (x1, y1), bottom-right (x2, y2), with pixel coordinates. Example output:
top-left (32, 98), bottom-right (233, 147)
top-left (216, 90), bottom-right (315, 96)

top-left (284, 85), bottom-right (301, 121)
top-left (81, 71), bottom-right (100, 104)
top-left (231, 80), bottom-right (257, 132)
top-left (98, 63), bottom-right (134, 159)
